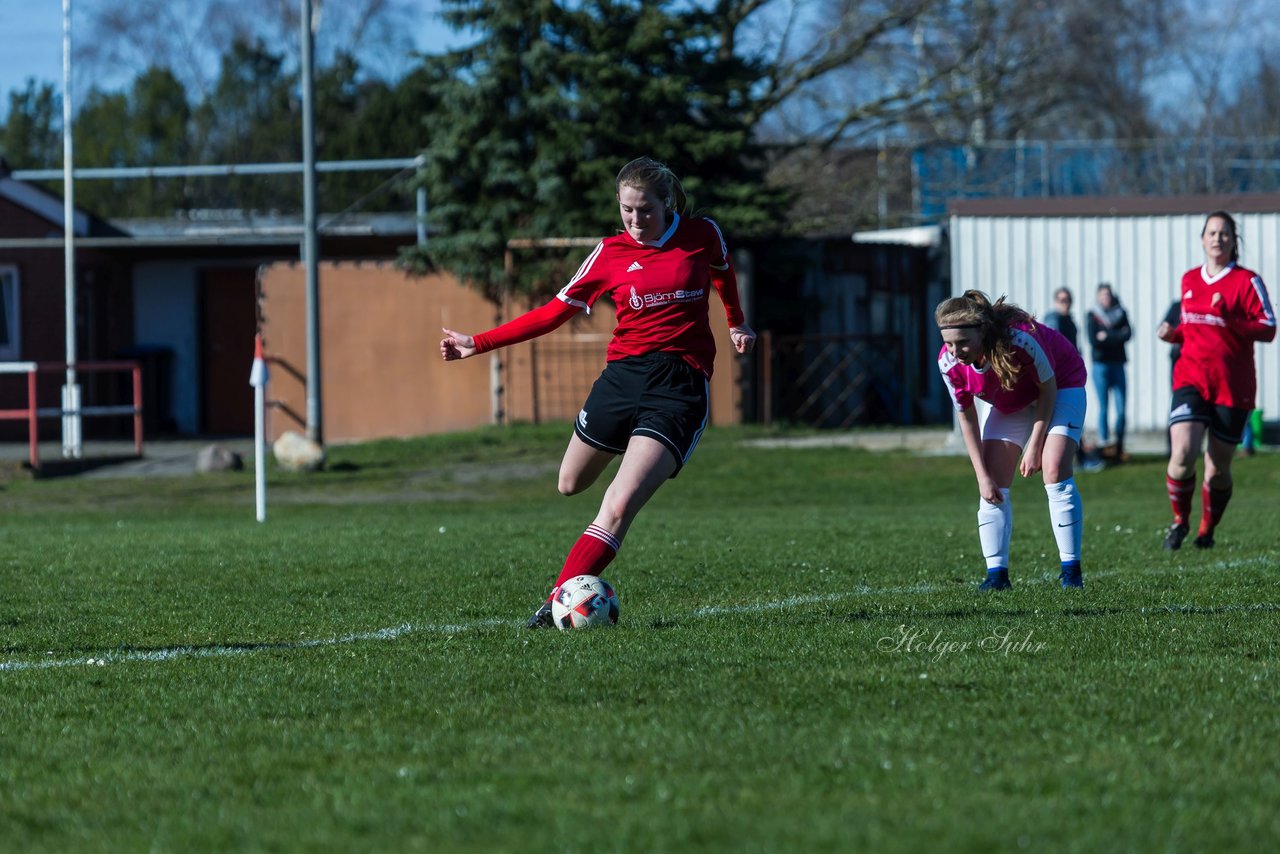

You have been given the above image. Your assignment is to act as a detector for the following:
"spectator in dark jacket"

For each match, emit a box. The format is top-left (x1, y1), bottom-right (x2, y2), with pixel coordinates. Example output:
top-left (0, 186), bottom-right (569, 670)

top-left (1041, 287), bottom-right (1079, 351)
top-left (1087, 284), bottom-right (1132, 458)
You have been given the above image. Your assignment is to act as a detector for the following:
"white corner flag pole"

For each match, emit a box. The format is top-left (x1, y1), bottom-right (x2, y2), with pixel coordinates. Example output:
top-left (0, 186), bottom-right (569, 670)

top-left (249, 334), bottom-right (269, 522)
top-left (61, 0), bottom-right (82, 460)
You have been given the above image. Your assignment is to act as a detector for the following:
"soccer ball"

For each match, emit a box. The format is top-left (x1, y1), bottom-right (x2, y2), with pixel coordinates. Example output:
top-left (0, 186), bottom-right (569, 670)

top-left (550, 575), bottom-right (619, 630)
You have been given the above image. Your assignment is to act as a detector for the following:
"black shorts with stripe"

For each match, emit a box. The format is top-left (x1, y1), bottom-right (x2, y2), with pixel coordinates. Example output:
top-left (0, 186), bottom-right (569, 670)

top-left (1168, 385), bottom-right (1251, 445)
top-left (574, 353), bottom-right (710, 477)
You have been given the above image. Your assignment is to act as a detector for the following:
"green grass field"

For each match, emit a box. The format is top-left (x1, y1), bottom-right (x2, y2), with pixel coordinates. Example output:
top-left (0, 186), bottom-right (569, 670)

top-left (2, 424), bottom-right (1278, 852)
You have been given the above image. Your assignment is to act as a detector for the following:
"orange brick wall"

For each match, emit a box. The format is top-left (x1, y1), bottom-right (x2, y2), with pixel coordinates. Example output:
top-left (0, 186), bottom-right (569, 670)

top-left (259, 261), bottom-right (742, 443)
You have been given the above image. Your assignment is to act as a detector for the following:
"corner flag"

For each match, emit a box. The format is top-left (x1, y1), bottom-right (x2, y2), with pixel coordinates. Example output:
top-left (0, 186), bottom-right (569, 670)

top-left (250, 335), bottom-right (268, 522)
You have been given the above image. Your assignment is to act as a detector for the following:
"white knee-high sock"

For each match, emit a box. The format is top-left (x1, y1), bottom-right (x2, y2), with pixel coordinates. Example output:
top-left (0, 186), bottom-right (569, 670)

top-left (977, 488), bottom-right (1012, 569)
top-left (1044, 478), bottom-right (1083, 563)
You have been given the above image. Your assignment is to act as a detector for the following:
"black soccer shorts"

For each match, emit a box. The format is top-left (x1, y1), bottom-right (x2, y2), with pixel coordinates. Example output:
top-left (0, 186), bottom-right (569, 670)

top-left (574, 353), bottom-right (710, 476)
top-left (1168, 385), bottom-right (1251, 445)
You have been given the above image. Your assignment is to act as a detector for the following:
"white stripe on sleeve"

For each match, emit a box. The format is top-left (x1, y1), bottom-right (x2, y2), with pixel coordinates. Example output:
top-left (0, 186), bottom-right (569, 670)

top-left (1012, 329), bottom-right (1054, 382)
top-left (1251, 276), bottom-right (1277, 327)
top-left (558, 241), bottom-right (606, 313)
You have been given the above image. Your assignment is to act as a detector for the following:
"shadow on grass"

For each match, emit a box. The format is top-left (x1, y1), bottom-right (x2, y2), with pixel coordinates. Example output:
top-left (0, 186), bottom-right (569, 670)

top-left (25, 455), bottom-right (143, 479)
top-left (831, 606), bottom-right (1127, 623)
top-left (3, 637), bottom-right (340, 659)
top-left (832, 601), bottom-right (1280, 623)
top-left (643, 596), bottom-right (1280, 633)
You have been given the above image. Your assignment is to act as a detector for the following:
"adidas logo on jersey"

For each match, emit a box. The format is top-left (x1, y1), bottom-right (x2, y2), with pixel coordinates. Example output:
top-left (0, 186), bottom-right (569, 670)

top-left (1170, 403), bottom-right (1193, 419)
top-left (627, 261), bottom-right (643, 273)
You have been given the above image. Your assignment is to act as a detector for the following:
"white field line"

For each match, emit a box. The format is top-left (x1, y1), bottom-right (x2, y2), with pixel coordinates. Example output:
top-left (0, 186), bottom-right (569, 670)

top-left (0, 619), bottom-right (504, 673)
top-left (1, 556), bottom-right (1274, 673)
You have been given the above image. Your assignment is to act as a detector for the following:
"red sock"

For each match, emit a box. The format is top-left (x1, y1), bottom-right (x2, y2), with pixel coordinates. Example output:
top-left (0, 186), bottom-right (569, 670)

top-left (550, 525), bottom-right (620, 594)
top-left (1166, 474), bottom-right (1195, 526)
top-left (1198, 483), bottom-right (1233, 537)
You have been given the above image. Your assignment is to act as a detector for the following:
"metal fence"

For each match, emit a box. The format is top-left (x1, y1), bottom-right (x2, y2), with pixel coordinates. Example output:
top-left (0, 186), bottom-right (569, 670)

top-left (900, 138), bottom-right (1280, 222)
top-left (523, 337), bottom-right (610, 424)
top-left (515, 332), bottom-right (915, 430)
top-left (756, 332), bottom-right (907, 429)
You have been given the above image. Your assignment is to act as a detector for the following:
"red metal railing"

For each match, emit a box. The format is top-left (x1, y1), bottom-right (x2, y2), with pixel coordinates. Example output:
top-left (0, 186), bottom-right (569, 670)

top-left (0, 361), bottom-right (143, 470)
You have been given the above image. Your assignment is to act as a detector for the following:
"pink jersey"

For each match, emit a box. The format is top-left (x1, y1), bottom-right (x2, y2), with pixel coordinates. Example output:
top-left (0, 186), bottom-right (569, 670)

top-left (557, 213), bottom-right (744, 377)
top-left (1168, 263), bottom-right (1276, 409)
top-left (938, 321), bottom-right (1086, 414)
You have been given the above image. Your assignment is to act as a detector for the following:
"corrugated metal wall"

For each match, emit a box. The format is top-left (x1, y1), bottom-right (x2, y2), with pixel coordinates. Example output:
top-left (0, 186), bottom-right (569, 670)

top-left (949, 213), bottom-right (1280, 436)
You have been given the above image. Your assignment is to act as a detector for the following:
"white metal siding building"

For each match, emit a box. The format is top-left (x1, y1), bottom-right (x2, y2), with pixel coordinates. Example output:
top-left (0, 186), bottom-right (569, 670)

top-left (949, 195), bottom-right (1280, 438)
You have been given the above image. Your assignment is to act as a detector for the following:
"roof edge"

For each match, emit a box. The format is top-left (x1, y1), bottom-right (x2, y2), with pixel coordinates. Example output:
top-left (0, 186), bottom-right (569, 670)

top-left (949, 192), bottom-right (1280, 218)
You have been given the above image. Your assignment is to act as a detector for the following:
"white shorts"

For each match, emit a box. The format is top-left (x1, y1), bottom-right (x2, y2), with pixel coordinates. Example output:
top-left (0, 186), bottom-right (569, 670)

top-left (977, 386), bottom-right (1086, 448)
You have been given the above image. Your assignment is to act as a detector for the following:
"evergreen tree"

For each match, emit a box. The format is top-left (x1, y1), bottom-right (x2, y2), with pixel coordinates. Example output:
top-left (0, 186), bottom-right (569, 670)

top-left (408, 0), bottom-right (788, 298)
top-left (191, 39), bottom-right (300, 211)
top-left (130, 68), bottom-right (194, 170)
top-left (73, 89), bottom-right (133, 213)
top-left (0, 81), bottom-right (61, 170)
top-left (70, 70), bottom-right (192, 216)
top-left (313, 54), bottom-right (439, 221)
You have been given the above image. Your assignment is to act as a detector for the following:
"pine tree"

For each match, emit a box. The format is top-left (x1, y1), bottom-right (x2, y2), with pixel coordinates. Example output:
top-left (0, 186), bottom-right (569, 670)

top-left (0, 82), bottom-right (61, 170)
top-left (74, 69), bottom-right (193, 216)
top-left (407, 0), bottom-right (788, 298)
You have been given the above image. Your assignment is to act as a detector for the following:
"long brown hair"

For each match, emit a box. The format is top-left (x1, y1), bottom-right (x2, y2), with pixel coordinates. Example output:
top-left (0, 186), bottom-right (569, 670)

top-left (936, 289), bottom-right (1035, 390)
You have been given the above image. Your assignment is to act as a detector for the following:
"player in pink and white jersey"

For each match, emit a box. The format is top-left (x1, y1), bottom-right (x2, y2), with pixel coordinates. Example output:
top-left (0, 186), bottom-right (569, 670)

top-left (441, 157), bottom-right (756, 627)
top-left (937, 290), bottom-right (1089, 591)
top-left (1156, 211), bottom-right (1276, 550)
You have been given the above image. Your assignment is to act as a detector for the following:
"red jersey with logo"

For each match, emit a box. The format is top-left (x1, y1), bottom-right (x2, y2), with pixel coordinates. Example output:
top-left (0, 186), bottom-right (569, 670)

top-left (1167, 263), bottom-right (1276, 409)
top-left (474, 214), bottom-right (743, 377)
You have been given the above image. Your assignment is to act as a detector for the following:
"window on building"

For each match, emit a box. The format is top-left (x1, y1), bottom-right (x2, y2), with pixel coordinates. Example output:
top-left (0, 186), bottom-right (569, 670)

top-left (0, 265), bottom-right (19, 360)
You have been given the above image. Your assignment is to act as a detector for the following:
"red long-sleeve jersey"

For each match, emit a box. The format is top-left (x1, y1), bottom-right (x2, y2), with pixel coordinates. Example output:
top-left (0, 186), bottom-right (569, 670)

top-left (473, 214), bottom-right (744, 378)
top-left (1167, 263), bottom-right (1276, 409)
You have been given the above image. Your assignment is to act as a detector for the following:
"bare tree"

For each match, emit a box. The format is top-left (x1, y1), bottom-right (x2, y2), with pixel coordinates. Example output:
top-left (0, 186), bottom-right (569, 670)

top-left (746, 0), bottom-right (1190, 230)
top-left (1150, 0), bottom-right (1280, 136)
top-left (729, 0), bottom-right (961, 145)
top-left (75, 0), bottom-right (425, 100)
top-left (736, 0), bottom-right (1185, 147)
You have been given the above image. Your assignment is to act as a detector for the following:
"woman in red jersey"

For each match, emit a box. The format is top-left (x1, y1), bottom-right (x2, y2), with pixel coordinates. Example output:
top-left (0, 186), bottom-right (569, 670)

top-left (1156, 211), bottom-right (1276, 550)
top-left (440, 157), bottom-right (756, 627)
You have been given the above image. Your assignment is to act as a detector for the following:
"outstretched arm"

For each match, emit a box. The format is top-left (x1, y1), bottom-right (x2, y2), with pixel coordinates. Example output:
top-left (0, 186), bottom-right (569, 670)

top-left (439, 298), bottom-right (581, 361)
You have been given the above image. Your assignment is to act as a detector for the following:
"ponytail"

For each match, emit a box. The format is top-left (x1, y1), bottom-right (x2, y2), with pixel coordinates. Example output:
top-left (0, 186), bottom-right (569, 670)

top-left (935, 289), bottom-right (1035, 390)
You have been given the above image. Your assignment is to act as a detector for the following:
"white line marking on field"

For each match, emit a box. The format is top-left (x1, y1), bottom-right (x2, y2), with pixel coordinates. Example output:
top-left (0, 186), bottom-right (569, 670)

top-left (1, 554), bottom-right (1274, 672)
top-left (0, 619), bottom-right (505, 673)
top-left (690, 583), bottom-right (940, 616)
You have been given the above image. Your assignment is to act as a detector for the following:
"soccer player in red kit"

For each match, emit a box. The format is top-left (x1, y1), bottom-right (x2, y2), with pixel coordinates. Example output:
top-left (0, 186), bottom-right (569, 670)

top-left (1157, 211), bottom-right (1276, 550)
top-left (440, 156), bottom-right (756, 626)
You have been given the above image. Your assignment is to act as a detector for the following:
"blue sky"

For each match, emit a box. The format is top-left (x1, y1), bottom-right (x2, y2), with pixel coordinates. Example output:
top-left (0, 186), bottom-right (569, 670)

top-left (0, 1), bottom-right (466, 120)
top-left (0, 1), bottom-right (65, 104)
